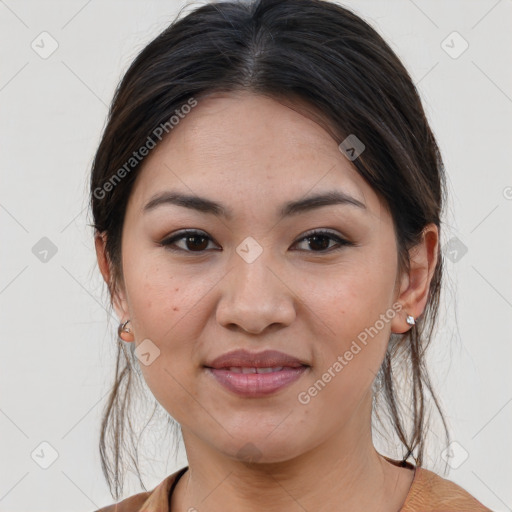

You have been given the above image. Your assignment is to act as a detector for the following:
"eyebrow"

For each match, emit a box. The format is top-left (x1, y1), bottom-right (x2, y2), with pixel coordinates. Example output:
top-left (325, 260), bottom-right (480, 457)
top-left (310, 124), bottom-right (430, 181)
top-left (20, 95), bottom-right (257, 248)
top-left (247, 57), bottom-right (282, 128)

top-left (143, 190), bottom-right (366, 219)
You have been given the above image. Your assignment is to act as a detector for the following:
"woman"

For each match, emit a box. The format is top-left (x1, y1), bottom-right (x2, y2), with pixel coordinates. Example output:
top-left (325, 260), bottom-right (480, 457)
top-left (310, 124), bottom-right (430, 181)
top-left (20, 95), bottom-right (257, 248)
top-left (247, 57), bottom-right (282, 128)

top-left (90, 0), bottom-right (492, 510)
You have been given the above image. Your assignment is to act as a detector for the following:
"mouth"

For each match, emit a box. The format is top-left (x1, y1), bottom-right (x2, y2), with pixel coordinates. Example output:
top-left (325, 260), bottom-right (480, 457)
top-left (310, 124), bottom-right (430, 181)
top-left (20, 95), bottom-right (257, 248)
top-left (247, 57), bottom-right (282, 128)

top-left (203, 349), bottom-right (310, 397)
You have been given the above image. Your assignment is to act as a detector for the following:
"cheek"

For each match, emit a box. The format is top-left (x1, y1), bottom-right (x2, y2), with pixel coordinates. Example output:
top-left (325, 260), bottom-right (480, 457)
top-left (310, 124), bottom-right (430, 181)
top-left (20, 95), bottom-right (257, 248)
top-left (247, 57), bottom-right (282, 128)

top-left (122, 257), bottom-right (218, 412)
top-left (302, 261), bottom-right (394, 397)
top-left (125, 254), bottom-right (208, 337)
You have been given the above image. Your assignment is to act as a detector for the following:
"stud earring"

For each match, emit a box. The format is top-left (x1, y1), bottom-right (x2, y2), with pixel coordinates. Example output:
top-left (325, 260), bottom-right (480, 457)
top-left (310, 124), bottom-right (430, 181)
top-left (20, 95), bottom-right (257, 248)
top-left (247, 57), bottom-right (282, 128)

top-left (406, 314), bottom-right (415, 326)
top-left (118, 319), bottom-right (133, 341)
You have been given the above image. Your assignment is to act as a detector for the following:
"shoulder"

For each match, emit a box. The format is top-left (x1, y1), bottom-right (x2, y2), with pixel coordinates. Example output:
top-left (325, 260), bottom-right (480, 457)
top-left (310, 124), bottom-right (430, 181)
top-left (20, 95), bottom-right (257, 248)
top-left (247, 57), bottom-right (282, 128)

top-left (401, 466), bottom-right (493, 512)
top-left (91, 467), bottom-right (187, 512)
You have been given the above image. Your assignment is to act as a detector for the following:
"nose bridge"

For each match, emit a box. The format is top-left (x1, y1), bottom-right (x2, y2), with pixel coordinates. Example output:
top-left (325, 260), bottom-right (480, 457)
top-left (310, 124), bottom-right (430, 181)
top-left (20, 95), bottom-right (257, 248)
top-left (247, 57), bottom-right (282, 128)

top-left (231, 235), bottom-right (278, 299)
top-left (216, 236), bottom-right (295, 332)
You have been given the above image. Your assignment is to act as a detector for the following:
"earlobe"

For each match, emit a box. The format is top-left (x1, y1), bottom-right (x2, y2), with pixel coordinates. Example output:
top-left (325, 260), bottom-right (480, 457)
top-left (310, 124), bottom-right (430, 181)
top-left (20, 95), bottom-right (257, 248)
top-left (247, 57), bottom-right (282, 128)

top-left (391, 309), bottom-right (416, 334)
top-left (118, 319), bottom-right (134, 342)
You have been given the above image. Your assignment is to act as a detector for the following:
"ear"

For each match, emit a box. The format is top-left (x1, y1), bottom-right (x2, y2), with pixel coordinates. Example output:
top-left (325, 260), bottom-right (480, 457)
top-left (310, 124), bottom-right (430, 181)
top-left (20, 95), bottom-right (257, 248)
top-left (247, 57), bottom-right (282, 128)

top-left (391, 223), bottom-right (439, 334)
top-left (94, 232), bottom-right (133, 340)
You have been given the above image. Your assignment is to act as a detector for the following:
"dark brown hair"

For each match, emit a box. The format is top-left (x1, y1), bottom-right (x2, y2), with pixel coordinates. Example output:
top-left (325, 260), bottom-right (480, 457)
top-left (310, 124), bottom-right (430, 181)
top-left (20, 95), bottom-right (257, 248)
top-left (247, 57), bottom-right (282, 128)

top-left (89, 0), bottom-right (449, 499)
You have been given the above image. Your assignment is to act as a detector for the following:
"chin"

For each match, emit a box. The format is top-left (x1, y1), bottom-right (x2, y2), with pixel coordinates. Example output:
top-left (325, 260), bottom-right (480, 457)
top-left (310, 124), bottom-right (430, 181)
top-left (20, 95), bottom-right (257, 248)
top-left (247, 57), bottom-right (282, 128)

top-left (217, 433), bottom-right (308, 465)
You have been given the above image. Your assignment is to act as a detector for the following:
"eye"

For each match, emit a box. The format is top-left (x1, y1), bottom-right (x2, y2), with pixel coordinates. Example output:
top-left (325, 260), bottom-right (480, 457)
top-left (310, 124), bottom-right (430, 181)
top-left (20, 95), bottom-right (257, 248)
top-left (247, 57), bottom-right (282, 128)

top-left (159, 229), bottom-right (219, 253)
top-left (159, 228), bottom-right (354, 254)
top-left (292, 229), bottom-right (354, 252)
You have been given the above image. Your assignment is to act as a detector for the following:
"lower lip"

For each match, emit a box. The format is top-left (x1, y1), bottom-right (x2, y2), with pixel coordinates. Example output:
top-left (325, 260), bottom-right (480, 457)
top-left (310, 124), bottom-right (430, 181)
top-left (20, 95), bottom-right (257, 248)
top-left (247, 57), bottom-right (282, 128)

top-left (205, 366), bottom-right (309, 397)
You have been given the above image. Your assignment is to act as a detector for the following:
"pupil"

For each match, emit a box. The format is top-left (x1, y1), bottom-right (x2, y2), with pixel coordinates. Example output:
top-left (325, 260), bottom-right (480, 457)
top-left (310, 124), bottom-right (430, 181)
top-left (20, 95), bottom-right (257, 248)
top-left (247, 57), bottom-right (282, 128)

top-left (187, 235), bottom-right (208, 251)
top-left (310, 235), bottom-right (329, 251)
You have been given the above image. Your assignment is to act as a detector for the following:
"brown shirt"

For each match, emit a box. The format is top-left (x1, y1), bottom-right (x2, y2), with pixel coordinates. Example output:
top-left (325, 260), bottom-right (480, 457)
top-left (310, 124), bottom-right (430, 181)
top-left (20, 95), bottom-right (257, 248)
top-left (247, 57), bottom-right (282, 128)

top-left (93, 464), bottom-right (492, 512)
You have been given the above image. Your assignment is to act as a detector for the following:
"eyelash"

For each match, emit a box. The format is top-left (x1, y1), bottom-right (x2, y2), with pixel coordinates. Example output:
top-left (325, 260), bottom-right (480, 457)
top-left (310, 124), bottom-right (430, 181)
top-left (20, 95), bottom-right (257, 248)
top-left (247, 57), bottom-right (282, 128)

top-left (159, 229), bottom-right (354, 254)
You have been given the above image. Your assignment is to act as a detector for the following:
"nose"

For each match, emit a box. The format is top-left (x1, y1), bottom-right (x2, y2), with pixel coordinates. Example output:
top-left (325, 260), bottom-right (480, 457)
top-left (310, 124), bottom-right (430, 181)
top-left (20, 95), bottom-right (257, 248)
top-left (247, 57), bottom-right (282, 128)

top-left (216, 246), bottom-right (296, 334)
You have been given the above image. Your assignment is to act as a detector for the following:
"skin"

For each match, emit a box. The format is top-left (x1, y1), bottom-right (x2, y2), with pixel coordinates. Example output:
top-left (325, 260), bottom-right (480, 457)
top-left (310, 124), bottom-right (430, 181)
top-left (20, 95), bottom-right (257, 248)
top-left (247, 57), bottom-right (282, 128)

top-left (95, 90), bottom-right (439, 511)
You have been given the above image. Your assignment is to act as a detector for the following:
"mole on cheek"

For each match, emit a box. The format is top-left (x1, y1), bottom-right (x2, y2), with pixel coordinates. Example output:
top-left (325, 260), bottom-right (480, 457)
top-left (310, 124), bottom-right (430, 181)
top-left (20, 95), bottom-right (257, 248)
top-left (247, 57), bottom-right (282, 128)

top-left (173, 289), bottom-right (180, 310)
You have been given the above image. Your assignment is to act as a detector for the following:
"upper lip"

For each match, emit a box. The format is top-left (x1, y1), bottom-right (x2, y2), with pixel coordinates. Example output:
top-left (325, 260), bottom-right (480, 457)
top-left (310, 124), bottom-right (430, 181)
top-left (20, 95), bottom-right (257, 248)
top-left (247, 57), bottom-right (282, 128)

top-left (205, 349), bottom-right (309, 369)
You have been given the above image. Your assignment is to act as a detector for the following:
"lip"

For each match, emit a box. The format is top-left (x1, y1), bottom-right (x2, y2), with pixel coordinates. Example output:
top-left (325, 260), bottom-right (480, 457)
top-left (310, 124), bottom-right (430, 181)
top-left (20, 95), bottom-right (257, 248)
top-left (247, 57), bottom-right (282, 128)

top-left (205, 366), bottom-right (309, 397)
top-left (204, 349), bottom-right (308, 369)
top-left (204, 349), bottom-right (310, 398)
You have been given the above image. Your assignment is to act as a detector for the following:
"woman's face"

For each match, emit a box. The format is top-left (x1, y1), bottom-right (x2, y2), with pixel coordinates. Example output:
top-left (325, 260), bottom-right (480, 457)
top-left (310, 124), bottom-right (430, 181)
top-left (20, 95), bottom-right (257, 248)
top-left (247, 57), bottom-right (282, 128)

top-left (100, 91), bottom-right (416, 463)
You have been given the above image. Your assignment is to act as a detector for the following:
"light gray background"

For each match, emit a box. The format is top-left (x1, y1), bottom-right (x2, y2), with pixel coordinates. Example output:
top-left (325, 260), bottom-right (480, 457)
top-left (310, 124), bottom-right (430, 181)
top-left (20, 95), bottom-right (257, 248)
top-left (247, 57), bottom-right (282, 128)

top-left (1, 0), bottom-right (511, 510)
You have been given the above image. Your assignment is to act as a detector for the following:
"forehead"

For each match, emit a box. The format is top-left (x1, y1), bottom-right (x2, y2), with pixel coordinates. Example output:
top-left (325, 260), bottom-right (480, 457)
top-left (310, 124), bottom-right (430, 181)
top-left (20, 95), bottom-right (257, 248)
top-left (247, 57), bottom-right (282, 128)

top-left (128, 91), bottom-right (384, 218)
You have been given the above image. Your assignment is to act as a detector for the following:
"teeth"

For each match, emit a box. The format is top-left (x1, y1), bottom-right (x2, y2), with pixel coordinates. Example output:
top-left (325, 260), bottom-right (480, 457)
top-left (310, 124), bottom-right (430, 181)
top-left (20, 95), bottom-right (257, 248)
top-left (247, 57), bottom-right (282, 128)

top-left (256, 366), bottom-right (284, 373)
top-left (227, 366), bottom-right (284, 373)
